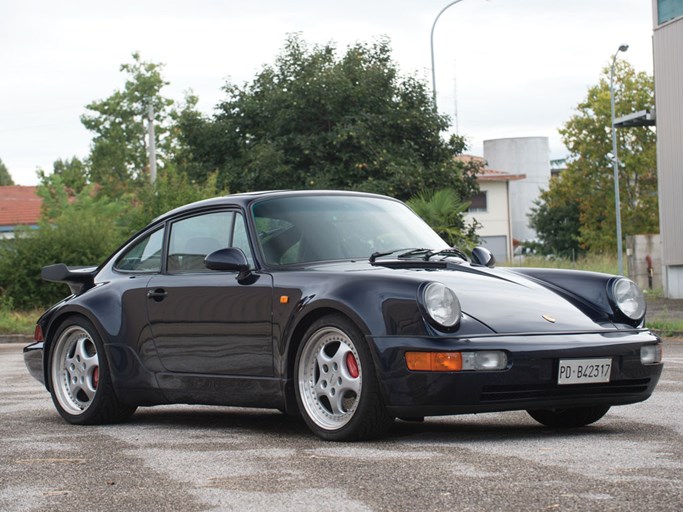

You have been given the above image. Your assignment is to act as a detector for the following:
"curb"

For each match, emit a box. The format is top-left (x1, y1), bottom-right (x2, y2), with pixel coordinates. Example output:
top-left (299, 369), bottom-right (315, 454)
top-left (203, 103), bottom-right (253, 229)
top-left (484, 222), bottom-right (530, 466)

top-left (0, 335), bottom-right (33, 344)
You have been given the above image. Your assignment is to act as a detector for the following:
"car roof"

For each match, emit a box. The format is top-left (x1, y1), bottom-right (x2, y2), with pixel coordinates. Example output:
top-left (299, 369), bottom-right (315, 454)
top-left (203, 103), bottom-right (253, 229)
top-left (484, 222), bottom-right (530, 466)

top-left (152, 189), bottom-right (398, 224)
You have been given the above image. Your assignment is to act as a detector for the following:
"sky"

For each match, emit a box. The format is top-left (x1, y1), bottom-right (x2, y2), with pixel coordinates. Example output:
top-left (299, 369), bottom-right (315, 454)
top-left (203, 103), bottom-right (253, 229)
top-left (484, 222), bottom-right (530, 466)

top-left (1, 0), bottom-right (655, 186)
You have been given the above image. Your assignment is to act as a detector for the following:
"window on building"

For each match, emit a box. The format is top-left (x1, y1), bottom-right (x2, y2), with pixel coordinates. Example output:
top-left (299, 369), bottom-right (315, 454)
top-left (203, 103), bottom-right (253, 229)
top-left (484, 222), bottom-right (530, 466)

top-left (658, 0), bottom-right (683, 24)
top-left (468, 191), bottom-right (487, 213)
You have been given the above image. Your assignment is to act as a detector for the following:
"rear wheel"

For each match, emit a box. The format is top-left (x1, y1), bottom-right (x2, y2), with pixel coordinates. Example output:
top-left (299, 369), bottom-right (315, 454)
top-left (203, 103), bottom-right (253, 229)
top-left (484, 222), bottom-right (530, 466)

top-left (49, 317), bottom-right (136, 424)
top-left (527, 405), bottom-right (610, 428)
top-left (294, 315), bottom-right (393, 441)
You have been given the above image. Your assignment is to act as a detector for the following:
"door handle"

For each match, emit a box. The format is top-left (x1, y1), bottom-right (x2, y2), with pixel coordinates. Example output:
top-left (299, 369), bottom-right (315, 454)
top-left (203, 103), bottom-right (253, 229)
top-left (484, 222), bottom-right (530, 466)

top-left (147, 288), bottom-right (167, 302)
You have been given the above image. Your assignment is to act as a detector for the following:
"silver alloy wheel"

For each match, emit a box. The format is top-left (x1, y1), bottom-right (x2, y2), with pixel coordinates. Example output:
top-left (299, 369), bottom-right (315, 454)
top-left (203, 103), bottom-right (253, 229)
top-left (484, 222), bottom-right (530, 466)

top-left (298, 326), bottom-right (363, 430)
top-left (51, 325), bottom-right (100, 415)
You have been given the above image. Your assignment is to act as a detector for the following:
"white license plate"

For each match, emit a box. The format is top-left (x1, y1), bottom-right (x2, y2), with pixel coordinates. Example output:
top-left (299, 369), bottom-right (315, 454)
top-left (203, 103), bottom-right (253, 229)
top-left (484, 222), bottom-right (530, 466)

top-left (558, 358), bottom-right (612, 385)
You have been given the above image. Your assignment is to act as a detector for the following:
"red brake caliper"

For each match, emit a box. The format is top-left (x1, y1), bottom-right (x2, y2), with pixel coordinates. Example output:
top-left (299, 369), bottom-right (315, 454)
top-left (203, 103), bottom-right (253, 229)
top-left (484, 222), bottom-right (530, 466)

top-left (92, 367), bottom-right (99, 389)
top-left (346, 352), bottom-right (359, 378)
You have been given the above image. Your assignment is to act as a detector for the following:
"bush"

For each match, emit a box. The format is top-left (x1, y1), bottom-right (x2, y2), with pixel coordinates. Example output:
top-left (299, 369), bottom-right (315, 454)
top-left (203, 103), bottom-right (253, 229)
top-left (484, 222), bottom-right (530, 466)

top-left (0, 168), bottom-right (226, 310)
top-left (0, 196), bottom-right (128, 309)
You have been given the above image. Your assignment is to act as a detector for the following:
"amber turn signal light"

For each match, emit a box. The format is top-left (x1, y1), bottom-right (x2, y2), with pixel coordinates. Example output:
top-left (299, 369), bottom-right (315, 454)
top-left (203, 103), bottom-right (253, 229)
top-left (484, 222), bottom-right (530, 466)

top-left (405, 351), bottom-right (463, 372)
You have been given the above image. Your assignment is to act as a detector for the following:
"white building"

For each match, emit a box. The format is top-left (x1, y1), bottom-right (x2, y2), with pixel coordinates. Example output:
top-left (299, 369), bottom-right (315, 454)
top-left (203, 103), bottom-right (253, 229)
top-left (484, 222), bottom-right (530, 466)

top-left (461, 156), bottom-right (525, 263)
top-left (652, 0), bottom-right (683, 298)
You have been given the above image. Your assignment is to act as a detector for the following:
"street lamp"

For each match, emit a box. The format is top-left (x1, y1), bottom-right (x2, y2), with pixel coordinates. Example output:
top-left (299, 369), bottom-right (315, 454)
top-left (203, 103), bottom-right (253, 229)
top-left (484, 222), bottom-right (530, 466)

top-left (610, 44), bottom-right (628, 275)
top-left (430, 0), bottom-right (465, 107)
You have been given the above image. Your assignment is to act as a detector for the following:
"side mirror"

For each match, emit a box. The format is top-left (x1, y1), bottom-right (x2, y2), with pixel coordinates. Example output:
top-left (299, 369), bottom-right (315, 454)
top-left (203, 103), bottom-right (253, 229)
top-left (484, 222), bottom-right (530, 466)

top-left (471, 246), bottom-right (495, 268)
top-left (205, 248), bottom-right (250, 273)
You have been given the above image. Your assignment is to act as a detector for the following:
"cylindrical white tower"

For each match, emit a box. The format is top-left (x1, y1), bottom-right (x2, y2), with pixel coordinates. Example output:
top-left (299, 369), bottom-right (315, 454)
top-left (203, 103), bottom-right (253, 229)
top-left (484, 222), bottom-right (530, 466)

top-left (483, 137), bottom-right (551, 243)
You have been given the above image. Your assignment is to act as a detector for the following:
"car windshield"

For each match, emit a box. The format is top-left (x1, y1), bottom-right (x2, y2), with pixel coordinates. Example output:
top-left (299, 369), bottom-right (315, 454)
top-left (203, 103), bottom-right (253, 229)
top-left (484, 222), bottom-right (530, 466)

top-left (252, 194), bottom-right (450, 265)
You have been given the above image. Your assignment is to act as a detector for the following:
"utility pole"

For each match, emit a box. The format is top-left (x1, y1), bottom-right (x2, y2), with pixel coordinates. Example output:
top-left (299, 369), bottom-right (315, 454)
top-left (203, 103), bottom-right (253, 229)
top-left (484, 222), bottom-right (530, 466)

top-left (610, 44), bottom-right (628, 276)
top-left (147, 103), bottom-right (157, 184)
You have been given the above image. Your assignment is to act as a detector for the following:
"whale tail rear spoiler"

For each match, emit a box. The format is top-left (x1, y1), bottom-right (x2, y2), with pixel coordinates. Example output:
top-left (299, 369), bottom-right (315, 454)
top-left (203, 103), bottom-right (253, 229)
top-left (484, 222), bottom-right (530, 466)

top-left (41, 264), bottom-right (98, 294)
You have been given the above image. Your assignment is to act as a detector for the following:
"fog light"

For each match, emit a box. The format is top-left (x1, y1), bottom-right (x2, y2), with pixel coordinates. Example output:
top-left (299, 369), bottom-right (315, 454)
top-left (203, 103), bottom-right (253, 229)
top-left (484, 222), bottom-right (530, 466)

top-left (462, 351), bottom-right (508, 370)
top-left (640, 344), bottom-right (662, 365)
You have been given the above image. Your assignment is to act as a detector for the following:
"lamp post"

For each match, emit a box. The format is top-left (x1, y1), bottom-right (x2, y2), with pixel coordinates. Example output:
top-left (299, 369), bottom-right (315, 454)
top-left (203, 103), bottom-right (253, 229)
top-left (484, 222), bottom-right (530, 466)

top-left (610, 44), bottom-right (628, 276)
top-left (430, 0), bottom-right (465, 107)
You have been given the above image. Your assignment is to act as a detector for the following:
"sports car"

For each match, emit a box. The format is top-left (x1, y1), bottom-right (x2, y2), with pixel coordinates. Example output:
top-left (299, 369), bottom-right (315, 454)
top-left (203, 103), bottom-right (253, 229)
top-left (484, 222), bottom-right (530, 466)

top-left (24, 190), bottom-right (663, 440)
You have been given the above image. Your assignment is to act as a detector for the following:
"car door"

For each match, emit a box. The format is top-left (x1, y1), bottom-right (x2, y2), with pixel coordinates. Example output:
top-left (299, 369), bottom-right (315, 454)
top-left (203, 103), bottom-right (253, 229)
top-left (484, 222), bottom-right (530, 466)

top-left (146, 209), bottom-right (274, 377)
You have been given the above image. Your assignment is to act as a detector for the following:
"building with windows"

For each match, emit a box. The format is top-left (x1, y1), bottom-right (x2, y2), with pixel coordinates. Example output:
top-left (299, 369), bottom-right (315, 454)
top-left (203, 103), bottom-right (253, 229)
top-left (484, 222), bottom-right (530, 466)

top-left (460, 156), bottom-right (525, 263)
top-left (652, 0), bottom-right (683, 297)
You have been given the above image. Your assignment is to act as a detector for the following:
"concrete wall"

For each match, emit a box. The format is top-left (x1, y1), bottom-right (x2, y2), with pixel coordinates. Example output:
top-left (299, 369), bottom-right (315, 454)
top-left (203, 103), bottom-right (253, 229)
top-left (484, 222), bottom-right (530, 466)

top-left (483, 137), bottom-right (551, 242)
top-left (653, 2), bottom-right (683, 297)
top-left (626, 234), bottom-right (662, 291)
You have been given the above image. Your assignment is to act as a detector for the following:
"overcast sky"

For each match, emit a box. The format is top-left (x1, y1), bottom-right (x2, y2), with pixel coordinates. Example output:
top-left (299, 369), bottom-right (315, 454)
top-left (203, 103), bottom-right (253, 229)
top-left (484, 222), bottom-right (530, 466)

top-left (1, 0), bottom-right (655, 186)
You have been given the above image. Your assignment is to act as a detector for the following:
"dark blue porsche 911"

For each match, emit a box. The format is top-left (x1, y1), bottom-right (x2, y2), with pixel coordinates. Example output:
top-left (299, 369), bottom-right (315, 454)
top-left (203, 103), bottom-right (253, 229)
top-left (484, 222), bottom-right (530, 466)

top-left (24, 190), bottom-right (663, 440)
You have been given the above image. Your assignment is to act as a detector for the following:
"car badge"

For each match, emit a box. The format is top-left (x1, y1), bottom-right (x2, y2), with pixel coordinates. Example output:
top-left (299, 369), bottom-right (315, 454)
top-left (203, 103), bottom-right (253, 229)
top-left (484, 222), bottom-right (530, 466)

top-left (542, 314), bottom-right (556, 323)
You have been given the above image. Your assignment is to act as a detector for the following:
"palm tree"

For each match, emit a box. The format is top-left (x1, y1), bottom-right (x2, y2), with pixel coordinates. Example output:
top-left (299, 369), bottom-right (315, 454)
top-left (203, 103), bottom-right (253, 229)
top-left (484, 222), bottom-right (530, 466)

top-left (407, 188), bottom-right (480, 250)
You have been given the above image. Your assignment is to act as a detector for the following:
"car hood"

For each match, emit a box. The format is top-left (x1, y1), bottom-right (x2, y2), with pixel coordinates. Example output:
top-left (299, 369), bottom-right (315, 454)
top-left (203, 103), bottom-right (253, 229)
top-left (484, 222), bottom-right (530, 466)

top-left (431, 267), bottom-right (609, 333)
top-left (310, 261), bottom-right (612, 333)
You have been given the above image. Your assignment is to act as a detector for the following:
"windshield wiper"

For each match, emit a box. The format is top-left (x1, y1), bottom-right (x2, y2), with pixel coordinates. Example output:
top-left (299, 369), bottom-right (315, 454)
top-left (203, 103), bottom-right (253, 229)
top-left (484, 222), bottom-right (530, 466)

top-left (424, 248), bottom-right (468, 261)
top-left (370, 247), bottom-right (469, 263)
top-left (369, 248), bottom-right (426, 263)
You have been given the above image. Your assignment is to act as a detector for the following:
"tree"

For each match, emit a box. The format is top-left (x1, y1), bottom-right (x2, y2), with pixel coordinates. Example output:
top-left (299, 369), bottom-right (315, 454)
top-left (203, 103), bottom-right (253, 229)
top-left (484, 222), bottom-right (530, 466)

top-left (528, 177), bottom-right (582, 257)
top-left (0, 158), bottom-right (14, 185)
top-left (124, 166), bottom-right (226, 233)
top-left (36, 157), bottom-right (88, 218)
top-left (177, 35), bottom-right (479, 202)
top-left (407, 189), bottom-right (480, 250)
top-left (81, 52), bottom-right (175, 194)
top-left (539, 60), bottom-right (657, 253)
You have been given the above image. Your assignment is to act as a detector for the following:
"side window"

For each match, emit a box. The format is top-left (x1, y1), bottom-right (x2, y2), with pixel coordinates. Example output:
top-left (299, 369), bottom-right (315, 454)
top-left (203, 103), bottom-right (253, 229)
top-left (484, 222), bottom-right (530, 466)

top-left (168, 211), bottom-right (232, 273)
top-left (114, 228), bottom-right (164, 272)
top-left (166, 211), bottom-right (255, 273)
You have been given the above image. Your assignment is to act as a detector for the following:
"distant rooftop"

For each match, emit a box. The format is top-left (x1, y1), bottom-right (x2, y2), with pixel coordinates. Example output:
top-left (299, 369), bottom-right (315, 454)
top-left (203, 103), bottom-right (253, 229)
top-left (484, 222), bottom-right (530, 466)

top-left (0, 186), bottom-right (42, 228)
top-left (456, 154), bottom-right (526, 181)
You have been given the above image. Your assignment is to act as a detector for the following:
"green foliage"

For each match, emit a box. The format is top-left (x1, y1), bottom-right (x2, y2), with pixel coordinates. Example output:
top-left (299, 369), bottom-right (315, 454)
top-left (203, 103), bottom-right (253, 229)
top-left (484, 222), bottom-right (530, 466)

top-left (0, 193), bottom-right (129, 309)
top-left (528, 176), bottom-right (583, 258)
top-left (81, 52), bottom-right (176, 194)
top-left (0, 307), bottom-right (43, 335)
top-left (0, 157), bottom-right (14, 185)
top-left (547, 60), bottom-right (657, 253)
top-left (177, 35), bottom-right (478, 202)
top-left (37, 157), bottom-right (87, 194)
top-left (0, 165), bottom-right (225, 309)
top-left (407, 188), bottom-right (480, 250)
top-left (508, 253), bottom-right (619, 274)
top-left (125, 166), bottom-right (226, 233)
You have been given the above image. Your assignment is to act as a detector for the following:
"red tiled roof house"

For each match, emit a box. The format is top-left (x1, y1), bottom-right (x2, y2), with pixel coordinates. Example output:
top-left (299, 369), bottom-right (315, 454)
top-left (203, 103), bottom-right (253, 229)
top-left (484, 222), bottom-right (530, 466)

top-left (0, 186), bottom-right (42, 239)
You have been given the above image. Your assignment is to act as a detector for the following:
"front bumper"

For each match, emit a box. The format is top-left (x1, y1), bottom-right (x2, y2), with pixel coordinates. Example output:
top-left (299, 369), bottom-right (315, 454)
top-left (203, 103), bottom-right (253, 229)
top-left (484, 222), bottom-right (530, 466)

top-left (23, 341), bottom-right (46, 386)
top-left (370, 330), bottom-right (663, 417)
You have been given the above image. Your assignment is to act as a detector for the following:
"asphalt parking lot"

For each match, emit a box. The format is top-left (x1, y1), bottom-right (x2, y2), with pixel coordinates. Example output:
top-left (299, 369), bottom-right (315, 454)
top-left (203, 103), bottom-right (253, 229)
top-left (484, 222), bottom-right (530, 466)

top-left (1, 341), bottom-right (681, 512)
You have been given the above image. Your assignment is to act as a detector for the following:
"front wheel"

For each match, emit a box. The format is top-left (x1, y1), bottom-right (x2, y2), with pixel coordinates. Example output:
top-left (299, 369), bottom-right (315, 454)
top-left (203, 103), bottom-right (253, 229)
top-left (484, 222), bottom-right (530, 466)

top-left (294, 315), bottom-right (393, 441)
top-left (527, 405), bottom-right (611, 428)
top-left (49, 317), bottom-right (136, 425)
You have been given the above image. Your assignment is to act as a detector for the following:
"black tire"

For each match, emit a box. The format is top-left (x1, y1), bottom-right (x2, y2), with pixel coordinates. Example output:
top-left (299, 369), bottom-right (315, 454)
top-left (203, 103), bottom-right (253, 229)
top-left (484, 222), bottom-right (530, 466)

top-left (48, 317), bottom-right (136, 425)
top-left (527, 405), bottom-right (611, 428)
top-left (294, 314), bottom-right (394, 441)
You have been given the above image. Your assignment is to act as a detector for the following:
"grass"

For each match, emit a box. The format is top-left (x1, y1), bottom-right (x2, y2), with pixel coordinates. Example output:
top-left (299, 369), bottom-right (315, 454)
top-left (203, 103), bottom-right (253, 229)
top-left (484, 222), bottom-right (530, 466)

top-left (0, 308), bottom-right (41, 336)
top-left (645, 318), bottom-right (683, 337)
top-left (507, 253), bottom-right (619, 274)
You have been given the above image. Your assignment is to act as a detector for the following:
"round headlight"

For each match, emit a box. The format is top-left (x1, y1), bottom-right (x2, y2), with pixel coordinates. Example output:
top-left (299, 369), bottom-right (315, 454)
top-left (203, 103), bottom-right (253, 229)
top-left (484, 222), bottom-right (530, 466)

top-left (422, 282), bottom-right (461, 328)
top-left (612, 278), bottom-right (646, 320)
